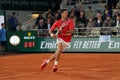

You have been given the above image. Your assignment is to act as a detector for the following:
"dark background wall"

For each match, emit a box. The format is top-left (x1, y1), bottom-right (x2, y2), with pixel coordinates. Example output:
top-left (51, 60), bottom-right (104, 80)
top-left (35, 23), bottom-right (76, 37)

top-left (0, 0), bottom-right (62, 11)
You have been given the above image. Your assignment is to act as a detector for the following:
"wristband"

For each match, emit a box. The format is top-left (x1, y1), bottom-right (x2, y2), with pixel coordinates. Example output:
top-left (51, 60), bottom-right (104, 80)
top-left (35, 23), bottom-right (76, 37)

top-left (50, 33), bottom-right (54, 37)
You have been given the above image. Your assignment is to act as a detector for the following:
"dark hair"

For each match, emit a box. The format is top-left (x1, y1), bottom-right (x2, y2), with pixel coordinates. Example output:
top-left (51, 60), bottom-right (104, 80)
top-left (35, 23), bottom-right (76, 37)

top-left (60, 9), bottom-right (68, 14)
top-left (12, 12), bottom-right (16, 15)
top-left (1, 23), bottom-right (4, 26)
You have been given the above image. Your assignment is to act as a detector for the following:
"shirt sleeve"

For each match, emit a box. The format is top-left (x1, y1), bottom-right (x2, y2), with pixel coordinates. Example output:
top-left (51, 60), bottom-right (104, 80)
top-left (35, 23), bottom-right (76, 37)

top-left (51, 20), bottom-right (59, 31)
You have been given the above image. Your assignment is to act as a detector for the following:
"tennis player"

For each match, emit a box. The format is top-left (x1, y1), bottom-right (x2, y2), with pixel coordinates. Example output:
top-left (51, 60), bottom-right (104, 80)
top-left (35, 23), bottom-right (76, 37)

top-left (40, 9), bottom-right (74, 72)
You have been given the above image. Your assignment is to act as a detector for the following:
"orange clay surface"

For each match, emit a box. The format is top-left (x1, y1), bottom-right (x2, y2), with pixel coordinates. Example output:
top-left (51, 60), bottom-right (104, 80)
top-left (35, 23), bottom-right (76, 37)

top-left (0, 53), bottom-right (120, 80)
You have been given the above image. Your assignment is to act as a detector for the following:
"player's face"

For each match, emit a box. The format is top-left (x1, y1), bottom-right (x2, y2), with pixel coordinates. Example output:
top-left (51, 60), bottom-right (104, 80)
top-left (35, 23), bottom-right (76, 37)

top-left (62, 11), bottom-right (68, 18)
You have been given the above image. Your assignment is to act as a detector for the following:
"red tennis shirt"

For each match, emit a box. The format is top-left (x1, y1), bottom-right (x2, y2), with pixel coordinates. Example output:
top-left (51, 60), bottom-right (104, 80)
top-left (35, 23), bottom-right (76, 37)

top-left (51, 19), bottom-right (74, 42)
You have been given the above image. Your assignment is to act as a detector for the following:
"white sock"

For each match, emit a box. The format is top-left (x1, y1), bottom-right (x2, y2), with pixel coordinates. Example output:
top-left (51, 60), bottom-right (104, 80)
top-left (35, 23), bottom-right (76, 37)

top-left (46, 60), bottom-right (50, 64)
top-left (54, 61), bottom-right (58, 65)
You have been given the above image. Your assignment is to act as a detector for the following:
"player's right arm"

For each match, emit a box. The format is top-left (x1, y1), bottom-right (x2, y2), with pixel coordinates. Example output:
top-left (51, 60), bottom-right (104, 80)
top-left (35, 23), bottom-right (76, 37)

top-left (49, 21), bottom-right (59, 38)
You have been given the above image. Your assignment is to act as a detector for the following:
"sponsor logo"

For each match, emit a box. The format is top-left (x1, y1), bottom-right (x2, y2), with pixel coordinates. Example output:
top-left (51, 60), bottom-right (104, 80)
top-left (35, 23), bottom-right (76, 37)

top-left (24, 32), bottom-right (35, 39)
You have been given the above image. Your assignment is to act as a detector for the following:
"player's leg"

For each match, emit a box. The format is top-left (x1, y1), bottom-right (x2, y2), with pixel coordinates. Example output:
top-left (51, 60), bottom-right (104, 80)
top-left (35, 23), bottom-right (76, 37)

top-left (52, 40), bottom-right (70, 72)
top-left (49, 42), bottom-right (63, 61)
top-left (40, 42), bottom-right (63, 71)
top-left (52, 42), bottom-right (63, 72)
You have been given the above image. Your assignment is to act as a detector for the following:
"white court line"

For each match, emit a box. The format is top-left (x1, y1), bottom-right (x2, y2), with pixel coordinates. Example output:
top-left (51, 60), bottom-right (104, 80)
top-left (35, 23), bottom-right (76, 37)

top-left (89, 68), bottom-right (113, 71)
top-left (0, 72), bottom-right (40, 79)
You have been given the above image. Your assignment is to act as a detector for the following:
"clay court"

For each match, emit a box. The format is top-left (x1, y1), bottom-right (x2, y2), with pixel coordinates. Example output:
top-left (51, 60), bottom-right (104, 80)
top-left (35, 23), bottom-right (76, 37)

top-left (0, 53), bottom-right (120, 80)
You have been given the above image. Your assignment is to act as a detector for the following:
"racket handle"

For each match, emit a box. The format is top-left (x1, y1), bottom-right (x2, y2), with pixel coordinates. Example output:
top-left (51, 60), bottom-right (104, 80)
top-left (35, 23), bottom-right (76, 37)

top-left (56, 27), bottom-right (62, 35)
top-left (55, 31), bottom-right (59, 35)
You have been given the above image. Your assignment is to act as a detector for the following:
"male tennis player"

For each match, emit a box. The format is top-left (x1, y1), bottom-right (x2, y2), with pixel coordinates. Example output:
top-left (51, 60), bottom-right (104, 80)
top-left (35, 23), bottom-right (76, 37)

top-left (40, 9), bottom-right (74, 72)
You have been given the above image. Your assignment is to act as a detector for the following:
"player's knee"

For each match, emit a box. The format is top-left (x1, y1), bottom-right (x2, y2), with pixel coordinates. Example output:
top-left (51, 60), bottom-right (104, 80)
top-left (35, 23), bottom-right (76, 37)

top-left (57, 47), bottom-right (63, 52)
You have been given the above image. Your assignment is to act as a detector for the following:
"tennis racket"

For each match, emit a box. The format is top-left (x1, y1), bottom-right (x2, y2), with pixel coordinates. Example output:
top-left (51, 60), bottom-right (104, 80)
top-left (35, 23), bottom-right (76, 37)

top-left (56, 19), bottom-right (70, 35)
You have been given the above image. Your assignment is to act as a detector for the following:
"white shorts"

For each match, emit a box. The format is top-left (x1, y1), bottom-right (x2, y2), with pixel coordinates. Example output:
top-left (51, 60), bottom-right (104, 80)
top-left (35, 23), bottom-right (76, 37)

top-left (57, 38), bottom-right (70, 51)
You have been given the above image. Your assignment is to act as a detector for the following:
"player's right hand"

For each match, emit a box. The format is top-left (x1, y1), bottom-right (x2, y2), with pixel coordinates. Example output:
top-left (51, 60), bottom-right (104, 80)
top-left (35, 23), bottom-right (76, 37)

top-left (50, 34), bottom-right (57, 38)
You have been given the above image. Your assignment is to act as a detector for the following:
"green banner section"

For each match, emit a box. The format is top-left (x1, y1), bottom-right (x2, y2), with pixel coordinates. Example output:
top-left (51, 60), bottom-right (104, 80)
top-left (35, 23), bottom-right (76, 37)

top-left (7, 31), bottom-right (38, 52)
top-left (7, 31), bottom-right (120, 52)
top-left (37, 38), bottom-right (120, 52)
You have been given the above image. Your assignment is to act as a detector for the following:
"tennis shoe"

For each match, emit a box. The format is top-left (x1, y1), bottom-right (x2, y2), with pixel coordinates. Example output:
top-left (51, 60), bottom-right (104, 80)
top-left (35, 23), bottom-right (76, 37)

top-left (40, 59), bottom-right (47, 70)
top-left (53, 65), bottom-right (58, 72)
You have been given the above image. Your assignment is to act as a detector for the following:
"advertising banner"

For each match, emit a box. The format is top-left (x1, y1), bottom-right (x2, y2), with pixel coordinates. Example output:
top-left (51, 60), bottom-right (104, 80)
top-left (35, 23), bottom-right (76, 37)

top-left (38, 38), bottom-right (120, 52)
top-left (7, 31), bottom-right (120, 52)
